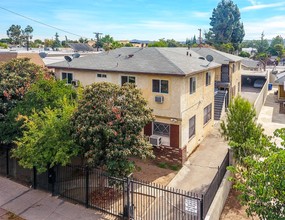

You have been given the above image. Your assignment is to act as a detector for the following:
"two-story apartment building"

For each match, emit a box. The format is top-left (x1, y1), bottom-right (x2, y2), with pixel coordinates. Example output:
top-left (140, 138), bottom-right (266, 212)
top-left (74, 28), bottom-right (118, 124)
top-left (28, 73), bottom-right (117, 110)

top-left (48, 47), bottom-right (221, 165)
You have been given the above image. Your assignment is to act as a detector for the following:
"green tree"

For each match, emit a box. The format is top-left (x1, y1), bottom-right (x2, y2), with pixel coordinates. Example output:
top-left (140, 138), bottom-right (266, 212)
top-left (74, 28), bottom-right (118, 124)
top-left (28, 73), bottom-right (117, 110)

top-left (230, 135), bottom-right (285, 219)
top-left (268, 35), bottom-right (284, 56)
top-left (0, 42), bottom-right (8, 49)
top-left (274, 44), bottom-right (284, 58)
top-left (7, 25), bottom-right (22, 45)
top-left (72, 82), bottom-right (154, 177)
top-left (238, 51), bottom-right (250, 58)
top-left (0, 58), bottom-right (50, 131)
top-left (217, 43), bottom-right (235, 53)
top-left (220, 96), bottom-right (271, 165)
top-left (208, 0), bottom-right (245, 50)
top-left (52, 32), bottom-right (61, 49)
top-left (12, 97), bottom-right (80, 173)
top-left (124, 42), bottom-right (133, 47)
top-left (1, 78), bottom-right (77, 144)
top-left (22, 25), bottom-right (34, 50)
top-left (148, 38), bottom-right (168, 47)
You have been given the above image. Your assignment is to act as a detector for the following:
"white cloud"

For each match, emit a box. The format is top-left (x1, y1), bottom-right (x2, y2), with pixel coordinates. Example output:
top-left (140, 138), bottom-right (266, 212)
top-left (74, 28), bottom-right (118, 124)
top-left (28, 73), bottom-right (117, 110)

top-left (241, 2), bottom-right (285, 11)
top-left (247, 0), bottom-right (260, 5)
top-left (192, 11), bottom-right (210, 19)
top-left (244, 15), bottom-right (285, 39)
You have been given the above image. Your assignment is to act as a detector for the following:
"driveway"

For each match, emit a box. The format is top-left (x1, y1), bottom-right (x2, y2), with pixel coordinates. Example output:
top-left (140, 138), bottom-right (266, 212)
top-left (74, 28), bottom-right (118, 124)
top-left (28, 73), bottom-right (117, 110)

top-left (257, 86), bottom-right (285, 147)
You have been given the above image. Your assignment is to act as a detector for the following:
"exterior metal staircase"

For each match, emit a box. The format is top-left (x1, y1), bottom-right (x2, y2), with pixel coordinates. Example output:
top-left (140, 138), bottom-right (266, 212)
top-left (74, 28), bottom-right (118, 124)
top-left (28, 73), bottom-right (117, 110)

top-left (214, 91), bottom-right (227, 120)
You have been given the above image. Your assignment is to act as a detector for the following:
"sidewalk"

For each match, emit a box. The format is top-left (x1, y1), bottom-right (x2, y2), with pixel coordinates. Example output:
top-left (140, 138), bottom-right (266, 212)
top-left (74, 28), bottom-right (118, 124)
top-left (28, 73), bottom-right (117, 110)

top-left (0, 177), bottom-right (108, 220)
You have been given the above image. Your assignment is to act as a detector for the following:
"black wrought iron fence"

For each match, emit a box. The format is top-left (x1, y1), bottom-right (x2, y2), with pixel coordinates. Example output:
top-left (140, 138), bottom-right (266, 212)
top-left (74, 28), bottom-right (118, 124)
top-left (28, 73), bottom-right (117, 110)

top-left (0, 145), bottom-right (230, 220)
top-left (202, 150), bottom-right (230, 219)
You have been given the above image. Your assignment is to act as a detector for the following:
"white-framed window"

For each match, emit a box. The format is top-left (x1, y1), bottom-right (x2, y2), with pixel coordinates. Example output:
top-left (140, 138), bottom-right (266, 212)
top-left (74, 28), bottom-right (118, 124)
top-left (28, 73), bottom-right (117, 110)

top-left (190, 77), bottom-right (196, 94)
top-left (189, 115), bottom-right (196, 139)
top-left (153, 122), bottom-right (170, 137)
top-left (206, 72), bottom-right (211, 86)
top-left (121, 75), bottom-right (136, 85)
top-left (204, 103), bottom-right (212, 125)
top-left (61, 72), bottom-right (73, 84)
top-left (152, 79), bottom-right (169, 94)
top-left (97, 73), bottom-right (107, 78)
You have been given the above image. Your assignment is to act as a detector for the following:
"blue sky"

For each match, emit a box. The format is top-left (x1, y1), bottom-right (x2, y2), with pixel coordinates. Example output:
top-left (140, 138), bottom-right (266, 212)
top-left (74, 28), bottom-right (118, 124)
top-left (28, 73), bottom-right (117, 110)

top-left (0, 0), bottom-right (285, 42)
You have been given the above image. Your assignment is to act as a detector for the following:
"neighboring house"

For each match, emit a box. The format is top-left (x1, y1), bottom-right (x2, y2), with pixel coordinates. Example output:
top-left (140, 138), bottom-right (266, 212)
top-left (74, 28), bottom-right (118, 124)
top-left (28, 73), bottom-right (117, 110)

top-left (241, 58), bottom-right (262, 71)
top-left (275, 71), bottom-right (285, 101)
top-left (241, 47), bottom-right (257, 56)
top-left (191, 47), bottom-right (242, 119)
top-left (47, 47), bottom-right (221, 165)
top-left (0, 51), bottom-right (45, 66)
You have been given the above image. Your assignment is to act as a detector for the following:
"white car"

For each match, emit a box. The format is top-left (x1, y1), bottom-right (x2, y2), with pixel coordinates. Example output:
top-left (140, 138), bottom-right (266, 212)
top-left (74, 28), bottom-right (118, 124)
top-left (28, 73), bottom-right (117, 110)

top-left (253, 79), bottom-right (265, 88)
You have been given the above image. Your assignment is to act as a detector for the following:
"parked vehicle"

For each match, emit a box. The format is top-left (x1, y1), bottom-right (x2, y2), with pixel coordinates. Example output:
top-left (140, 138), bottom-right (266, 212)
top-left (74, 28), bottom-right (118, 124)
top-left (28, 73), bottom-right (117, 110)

top-left (253, 79), bottom-right (265, 88)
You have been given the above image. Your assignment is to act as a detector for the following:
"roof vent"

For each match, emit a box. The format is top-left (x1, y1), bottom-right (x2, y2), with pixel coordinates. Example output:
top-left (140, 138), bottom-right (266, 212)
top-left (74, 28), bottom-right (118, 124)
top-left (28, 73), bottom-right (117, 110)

top-left (186, 52), bottom-right (189, 56)
top-left (128, 54), bottom-right (134, 58)
top-left (199, 57), bottom-right (205, 60)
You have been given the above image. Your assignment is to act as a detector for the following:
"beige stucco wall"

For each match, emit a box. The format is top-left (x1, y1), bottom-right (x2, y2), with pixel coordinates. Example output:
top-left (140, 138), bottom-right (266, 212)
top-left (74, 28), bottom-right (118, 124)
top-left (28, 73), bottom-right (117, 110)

top-left (54, 67), bottom-right (219, 156)
top-left (180, 69), bottom-right (216, 156)
top-left (229, 61), bottom-right (242, 99)
top-left (54, 68), bottom-right (182, 119)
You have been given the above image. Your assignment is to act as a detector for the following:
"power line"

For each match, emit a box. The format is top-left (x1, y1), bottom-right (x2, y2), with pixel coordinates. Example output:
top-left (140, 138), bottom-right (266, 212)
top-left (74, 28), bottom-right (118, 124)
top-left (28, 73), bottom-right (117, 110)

top-left (0, 6), bottom-right (89, 39)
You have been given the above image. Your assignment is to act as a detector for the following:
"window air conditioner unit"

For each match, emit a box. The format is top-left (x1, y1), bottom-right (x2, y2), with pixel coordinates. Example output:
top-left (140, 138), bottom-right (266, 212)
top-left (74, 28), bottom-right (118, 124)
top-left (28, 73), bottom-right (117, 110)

top-left (155, 96), bottom-right (164, 103)
top-left (149, 135), bottom-right (162, 147)
top-left (71, 80), bottom-right (79, 87)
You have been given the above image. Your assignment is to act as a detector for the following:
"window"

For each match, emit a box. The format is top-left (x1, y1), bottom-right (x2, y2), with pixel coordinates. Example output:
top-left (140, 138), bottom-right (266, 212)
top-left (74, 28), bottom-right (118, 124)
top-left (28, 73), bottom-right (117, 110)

top-left (204, 104), bottom-right (212, 125)
top-left (190, 77), bottom-right (196, 94)
top-left (189, 116), bottom-right (196, 139)
top-left (153, 122), bottom-right (170, 137)
top-left (62, 72), bottom-right (73, 84)
top-left (232, 64), bottom-right (236, 73)
top-left (121, 76), bottom-right (135, 85)
top-left (206, 72), bottom-right (211, 86)
top-left (97, 73), bottom-right (107, 78)
top-left (152, 80), bottom-right (169, 94)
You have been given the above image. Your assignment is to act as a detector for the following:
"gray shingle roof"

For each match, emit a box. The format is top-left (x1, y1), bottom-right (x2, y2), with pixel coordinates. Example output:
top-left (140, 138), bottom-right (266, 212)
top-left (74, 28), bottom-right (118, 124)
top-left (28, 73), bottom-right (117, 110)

top-left (191, 47), bottom-right (243, 64)
top-left (275, 71), bottom-right (285, 84)
top-left (241, 58), bottom-right (261, 69)
top-left (47, 47), bottom-right (221, 76)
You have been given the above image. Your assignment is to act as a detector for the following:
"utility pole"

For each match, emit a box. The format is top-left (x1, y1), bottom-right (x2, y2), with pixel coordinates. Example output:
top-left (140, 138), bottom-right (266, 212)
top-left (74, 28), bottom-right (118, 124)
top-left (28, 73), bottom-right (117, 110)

top-left (198, 29), bottom-right (202, 47)
top-left (94, 32), bottom-right (102, 51)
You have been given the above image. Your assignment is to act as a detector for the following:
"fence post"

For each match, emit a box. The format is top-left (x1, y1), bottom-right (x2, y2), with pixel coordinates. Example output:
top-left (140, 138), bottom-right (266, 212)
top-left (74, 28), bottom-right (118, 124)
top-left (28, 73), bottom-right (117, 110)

top-left (200, 195), bottom-right (204, 220)
top-left (123, 173), bottom-right (133, 220)
top-left (6, 147), bottom-right (9, 177)
top-left (33, 166), bottom-right (37, 189)
top-left (85, 166), bottom-right (89, 208)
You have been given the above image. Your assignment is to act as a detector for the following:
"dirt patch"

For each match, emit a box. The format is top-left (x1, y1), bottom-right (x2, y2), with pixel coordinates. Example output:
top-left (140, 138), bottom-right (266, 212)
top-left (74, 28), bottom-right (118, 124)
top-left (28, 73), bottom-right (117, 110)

top-left (131, 157), bottom-right (178, 185)
top-left (0, 211), bottom-right (25, 220)
top-left (220, 188), bottom-right (258, 220)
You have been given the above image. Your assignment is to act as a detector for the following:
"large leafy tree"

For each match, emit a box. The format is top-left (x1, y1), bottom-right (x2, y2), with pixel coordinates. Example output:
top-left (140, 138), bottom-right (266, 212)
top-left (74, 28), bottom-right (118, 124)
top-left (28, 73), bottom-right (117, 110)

top-left (220, 96), bottom-right (272, 165)
top-left (12, 97), bottom-right (80, 173)
top-left (72, 82), bottom-right (154, 177)
top-left (208, 0), bottom-right (245, 50)
top-left (1, 78), bottom-right (77, 144)
top-left (268, 35), bottom-right (284, 56)
top-left (221, 96), bottom-right (284, 219)
top-left (230, 129), bottom-right (285, 219)
top-left (0, 58), bottom-right (50, 137)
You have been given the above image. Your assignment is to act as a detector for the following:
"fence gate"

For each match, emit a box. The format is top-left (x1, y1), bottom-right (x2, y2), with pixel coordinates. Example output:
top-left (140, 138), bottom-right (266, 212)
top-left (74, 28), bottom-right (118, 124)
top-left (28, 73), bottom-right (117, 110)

top-left (129, 178), bottom-right (202, 220)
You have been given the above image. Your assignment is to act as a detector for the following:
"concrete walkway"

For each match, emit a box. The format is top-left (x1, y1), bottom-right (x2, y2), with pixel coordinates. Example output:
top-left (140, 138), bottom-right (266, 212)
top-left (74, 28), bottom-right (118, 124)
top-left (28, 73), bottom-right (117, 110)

top-left (168, 122), bottom-right (228, 193)
top-left (257, 86), bottom-right (285, 147)
top-left (0, 177), bottom-right (108, 220)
